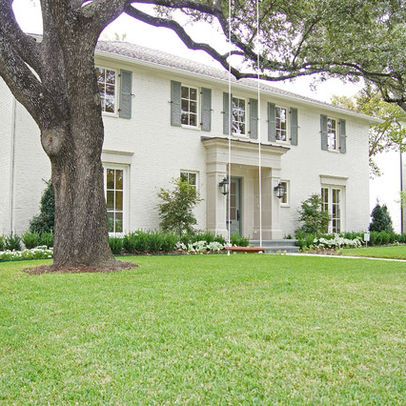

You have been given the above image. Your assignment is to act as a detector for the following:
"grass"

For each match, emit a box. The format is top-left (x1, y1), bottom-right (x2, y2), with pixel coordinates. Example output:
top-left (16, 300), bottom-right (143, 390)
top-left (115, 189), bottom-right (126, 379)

top-left (343, 245), bottom-right (406, 260)
top-left (0, 255), bottom-right (405, 404)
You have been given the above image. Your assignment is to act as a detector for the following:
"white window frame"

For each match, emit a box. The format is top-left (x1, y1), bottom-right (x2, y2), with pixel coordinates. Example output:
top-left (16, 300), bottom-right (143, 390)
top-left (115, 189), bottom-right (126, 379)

top-left (96, 66), bottom-right (119, 117)
top-left (321, 185), bottom-right (345, 233)
top-left (275, 105), bottom-right (289, 143)
top-left (327, 116), bottom-right (339, 152)
top-left (232, 96), bottom-right (247, 137)
top-left (181, 84), bottom-right (200, 129)
top-left (180, 170), bottom-right (199, 191)
top-left (280, 180), bottom-right (290, 207)
top-left (103, 164), bottom-right (128, 236)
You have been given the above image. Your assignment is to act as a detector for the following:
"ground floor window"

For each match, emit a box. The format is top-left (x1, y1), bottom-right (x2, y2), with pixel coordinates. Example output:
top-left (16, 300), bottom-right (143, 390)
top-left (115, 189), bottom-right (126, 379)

top-left (180, 171), bottom-right (198, 190)
top-left (321, 186), bottom-right (343, 233)
top-left (280, 180), bottom-right (289, 206)
top-left (104, 166), bottom-right (126, 234)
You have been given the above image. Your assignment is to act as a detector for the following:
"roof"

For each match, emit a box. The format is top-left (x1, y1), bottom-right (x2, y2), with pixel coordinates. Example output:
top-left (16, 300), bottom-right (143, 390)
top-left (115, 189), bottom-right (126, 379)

top-left (96, 40), bottom-right (379, 123)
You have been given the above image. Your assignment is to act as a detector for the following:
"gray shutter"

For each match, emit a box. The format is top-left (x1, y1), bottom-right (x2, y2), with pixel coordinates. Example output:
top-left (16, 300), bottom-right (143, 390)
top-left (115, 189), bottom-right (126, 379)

top-left (201, 88), bottom-right (212, 132)
top-left (119, 70), bottom-right (132, 119)
top-left (223, 92), bottom-right (230, 135)
top-left (339, 119), bottom-right (347, 153)
top-left (170, 80), bottom-right (181, 127)
top-left (249, 99), bottom-right (258, 139)
top-left (268, 102), bottom-right (276, 142)
top-left (320, 114), bottom-right (328, 151)
top-left (290, 107), bottom-right (298, 145)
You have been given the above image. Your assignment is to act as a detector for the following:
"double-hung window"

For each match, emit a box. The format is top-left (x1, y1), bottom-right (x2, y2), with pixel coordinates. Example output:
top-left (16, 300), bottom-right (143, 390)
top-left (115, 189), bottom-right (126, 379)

top-left (327, 117), bottom-right (338, 151)
top-left (105, 167), bottom-right (125, 234)
top-left (96, 67), bottom-right (117, 114)
top-left (280, 180), bottom-right (290, 206)
top-left (276, 106), bottom-right (288, 141)
top-left (180, 171), bottom-right (198, 190)
top-left (181, 86), bottom-right (198, 127)
top-left (321, 186), bottom-right (343, 233)
top-left (232, 97), bottom-right (246, 136)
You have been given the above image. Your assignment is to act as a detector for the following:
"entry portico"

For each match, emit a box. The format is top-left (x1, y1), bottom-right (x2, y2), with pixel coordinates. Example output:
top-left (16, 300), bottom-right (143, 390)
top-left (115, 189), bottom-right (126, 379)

top-left (202, 137), bottom-right (290, 240)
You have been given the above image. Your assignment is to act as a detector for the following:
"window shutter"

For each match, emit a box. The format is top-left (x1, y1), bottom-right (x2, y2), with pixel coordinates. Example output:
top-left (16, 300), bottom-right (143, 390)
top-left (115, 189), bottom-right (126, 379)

top-left (320, 114), bottom-right (328, 151)
top-left (290, 107), bottom-right (298, 145)
top-left (223, 92), bottom-right (230, 135)
top-left (119, 70), bottom-right (132, 119)
top-left (170, 80), bottom-right (181, 127)
top-left (249, 99), bottom-right (258, 139)
top-left (201, 88), bottom-right (212, 132)
top-left (339, 119), bottom-right (347, 153)
top-left (268, 102), bottom-right (276, 142)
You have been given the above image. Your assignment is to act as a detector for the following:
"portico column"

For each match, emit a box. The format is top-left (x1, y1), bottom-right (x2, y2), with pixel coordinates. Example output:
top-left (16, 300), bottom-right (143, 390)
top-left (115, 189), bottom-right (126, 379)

top-left (270, 169), bottom-right (283, 239)
top-left (206, 162), bottom-right (228, 237)
top-left (260, 168), bottom-right (273, 240)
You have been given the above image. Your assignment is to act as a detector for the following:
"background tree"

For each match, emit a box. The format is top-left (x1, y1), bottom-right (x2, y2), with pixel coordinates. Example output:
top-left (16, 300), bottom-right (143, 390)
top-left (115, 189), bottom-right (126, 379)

top-left (30, 180), bottom-right (55, 234)
top-left (369, 203), bottom-right (394, 233)
top-left (332, 90), bottom-right (406, 176)
top-left (158, 178), bottom-right (201, 237)
top-left (1, 0), bottom-right (404, 269)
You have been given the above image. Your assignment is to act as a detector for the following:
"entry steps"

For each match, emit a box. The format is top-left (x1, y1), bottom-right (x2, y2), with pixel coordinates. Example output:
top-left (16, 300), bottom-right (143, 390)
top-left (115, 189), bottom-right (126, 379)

top-left (249, 239), bottom-right (300, 253)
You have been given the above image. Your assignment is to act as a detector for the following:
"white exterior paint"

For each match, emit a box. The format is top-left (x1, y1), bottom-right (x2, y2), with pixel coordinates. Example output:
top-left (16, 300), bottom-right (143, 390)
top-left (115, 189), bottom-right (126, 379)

top-left (0, 44), bottom-right (372, 238)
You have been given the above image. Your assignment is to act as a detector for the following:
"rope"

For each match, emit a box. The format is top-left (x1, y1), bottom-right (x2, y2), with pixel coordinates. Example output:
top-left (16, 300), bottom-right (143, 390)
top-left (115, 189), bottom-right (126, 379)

top-left (227, 0), bottom-right (232, 255)
top-left (257, 0), bottom-right (263, 247)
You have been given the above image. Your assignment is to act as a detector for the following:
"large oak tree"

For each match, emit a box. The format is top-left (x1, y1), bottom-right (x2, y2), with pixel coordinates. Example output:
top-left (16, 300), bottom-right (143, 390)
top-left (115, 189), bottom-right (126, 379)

top-left (0, 0), bottom-right (404, 269)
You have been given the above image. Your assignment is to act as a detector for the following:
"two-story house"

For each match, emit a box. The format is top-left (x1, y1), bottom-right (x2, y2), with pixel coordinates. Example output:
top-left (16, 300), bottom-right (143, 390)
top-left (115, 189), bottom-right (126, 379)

top-left (0, 41), bottom-right (376, 239)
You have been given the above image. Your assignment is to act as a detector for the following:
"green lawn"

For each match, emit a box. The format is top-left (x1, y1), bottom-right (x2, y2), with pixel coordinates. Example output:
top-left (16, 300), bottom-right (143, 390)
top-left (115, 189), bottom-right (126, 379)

top-left (0, 256), bottom-right (405, 404)
top-left (343, 245), bottom-right (406, 260)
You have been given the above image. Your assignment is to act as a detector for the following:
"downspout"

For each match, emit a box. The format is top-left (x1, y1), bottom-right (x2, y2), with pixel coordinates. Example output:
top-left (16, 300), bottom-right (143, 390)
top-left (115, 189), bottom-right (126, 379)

top-left (9, 98), bottom-right (17, 234)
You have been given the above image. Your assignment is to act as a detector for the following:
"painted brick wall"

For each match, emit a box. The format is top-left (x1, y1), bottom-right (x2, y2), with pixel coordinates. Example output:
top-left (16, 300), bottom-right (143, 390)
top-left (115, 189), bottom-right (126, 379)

top-left (0, 56), bottom-right (371, 237)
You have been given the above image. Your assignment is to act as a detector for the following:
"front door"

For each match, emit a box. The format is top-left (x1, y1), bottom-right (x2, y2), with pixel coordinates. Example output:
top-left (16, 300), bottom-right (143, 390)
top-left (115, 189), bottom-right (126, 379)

top-left (227, 177), bottom-right (242, 236)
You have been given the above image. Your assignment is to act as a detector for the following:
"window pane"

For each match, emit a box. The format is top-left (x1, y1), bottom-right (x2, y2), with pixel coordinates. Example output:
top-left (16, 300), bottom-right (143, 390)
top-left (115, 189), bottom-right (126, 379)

top-left (106, 70), bottom-right (115, 84)
top-left (189, 114), bottom-right (197, 127)
top-left (115, 170), bottom-right (123, 190)
top-left (115, 213), bottom-right (123, 233)
top-left (181, 113), bottom-right (189, 125)
top-left (115, 190), bottom-right (123, 211)
top-left (107, 169), bottom-right (114, 189)
top-left (181, 86), bottom-right (189, 98)
top-left (189, 173), bottom-right (197, 186)
top-left (106, 84), bottom-right (115, 96)
top-left (180, 173), bottom-right (188, 182)
top-left (105, 95), bottom-right (115, 113)
top-left (190, 88), bottom-right (197, 100)
top-left (106, 191), bottom-right (114, 210)
top-left (181, 99), bottom-right (188, 112)
top-left (190, 101), bottom-right (197, 113)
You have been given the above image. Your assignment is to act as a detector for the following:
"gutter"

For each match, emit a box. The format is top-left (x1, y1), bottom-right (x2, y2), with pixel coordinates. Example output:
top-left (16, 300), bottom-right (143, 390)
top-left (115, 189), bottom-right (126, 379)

top-left (9, 98), bottom-right (17, 234)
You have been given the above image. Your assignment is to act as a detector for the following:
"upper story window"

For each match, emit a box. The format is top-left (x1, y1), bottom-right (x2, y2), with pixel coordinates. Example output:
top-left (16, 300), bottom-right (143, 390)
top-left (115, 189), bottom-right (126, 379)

top-left (232, 97), bottom-right (246, 136)
top-left (276, 106), bottom-right (288, 141)
top-left (327, 117), bottom-right (338, 151)
top-left (180, 171), bottom-right (198, 190)
top-left (96, 67), bottom-right (117, 114)
top-left (181, 86), bottom-right (198, 127)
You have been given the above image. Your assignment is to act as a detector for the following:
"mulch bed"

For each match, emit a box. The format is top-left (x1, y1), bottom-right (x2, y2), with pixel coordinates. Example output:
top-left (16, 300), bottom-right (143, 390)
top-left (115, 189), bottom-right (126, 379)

top-left (24, 261), bottom-right (136, 275)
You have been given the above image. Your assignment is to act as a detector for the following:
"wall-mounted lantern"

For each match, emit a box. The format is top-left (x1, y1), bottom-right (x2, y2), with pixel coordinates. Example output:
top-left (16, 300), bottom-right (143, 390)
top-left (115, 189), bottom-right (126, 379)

top-left (274, 182), bottom-right (286, 199)
top-left (218, 177), bottom-right (230, 195)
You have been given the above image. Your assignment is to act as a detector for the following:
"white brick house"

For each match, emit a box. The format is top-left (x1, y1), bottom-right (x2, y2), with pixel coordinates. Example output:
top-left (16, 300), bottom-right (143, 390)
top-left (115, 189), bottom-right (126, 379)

top-left (0, 41), bottom-right (376, 239)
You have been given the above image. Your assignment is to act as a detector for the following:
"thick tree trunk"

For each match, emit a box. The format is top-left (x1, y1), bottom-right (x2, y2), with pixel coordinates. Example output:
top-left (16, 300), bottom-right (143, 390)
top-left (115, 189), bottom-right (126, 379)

top-left (39, 43), bottom-right (117, 269)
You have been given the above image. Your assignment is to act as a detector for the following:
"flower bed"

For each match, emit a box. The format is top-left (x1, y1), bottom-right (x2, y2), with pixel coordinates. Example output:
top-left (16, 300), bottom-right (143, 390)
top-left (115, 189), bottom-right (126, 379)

top-left (0, 246), bottom-right (53, 262)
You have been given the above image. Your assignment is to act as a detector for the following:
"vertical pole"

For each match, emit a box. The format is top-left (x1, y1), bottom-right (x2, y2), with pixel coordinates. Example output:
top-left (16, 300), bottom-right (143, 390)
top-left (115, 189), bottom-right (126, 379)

top-left (227, 0), bottom-right (232, 255)
top-left (256, 0), bottom-right (262, 248)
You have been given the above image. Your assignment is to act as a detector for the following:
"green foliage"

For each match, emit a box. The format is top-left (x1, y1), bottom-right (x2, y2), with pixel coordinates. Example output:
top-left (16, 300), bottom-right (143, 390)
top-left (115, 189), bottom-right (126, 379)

top-left (4, 234), bottom-right (22, 251)
top-left (39, 232), bottom-right (54, 248)
top-left (30, 181), bottom-right (55, 234)
top-left (109, 237), bottom-right (124, 255)
top-left (0, 235), bottom-right (4, 251)
top-left (158, 178), bottom-right (202, 236)
top-left (179, 231), bottom-right (226, 245)
top-left (332, 91), bottom-right (406, 176)
top-left (22, 232), bottom-right (41, 249)
top-left (230, 234), bottom-right (250, 247)
top-left (369, 203), bottom-right (393, 232)
top-left (123, 231), bottom-right (178, 254)
top-left (297, 194), bottom-right (330, 234)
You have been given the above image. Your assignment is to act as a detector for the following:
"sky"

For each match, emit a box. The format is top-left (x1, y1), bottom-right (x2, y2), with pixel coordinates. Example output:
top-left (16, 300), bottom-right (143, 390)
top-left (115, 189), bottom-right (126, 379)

top-left (12, 0), bottom-right (403, 231)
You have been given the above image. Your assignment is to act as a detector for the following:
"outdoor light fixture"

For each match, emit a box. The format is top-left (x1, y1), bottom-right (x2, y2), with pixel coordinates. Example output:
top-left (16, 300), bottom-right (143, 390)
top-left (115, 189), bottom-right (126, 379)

top-left (274, 182), bottom-right (285, 199)
top-left (218, 177), bottom-right (230, 195)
